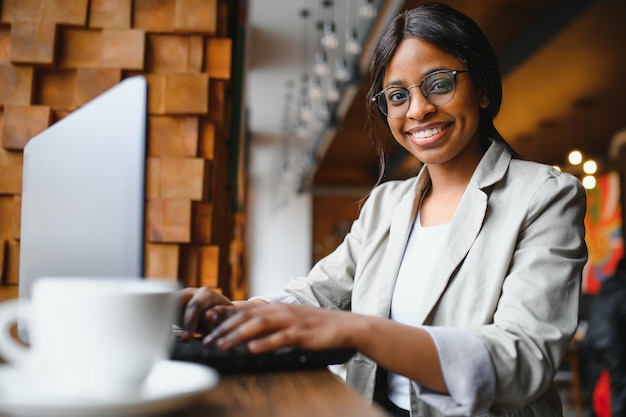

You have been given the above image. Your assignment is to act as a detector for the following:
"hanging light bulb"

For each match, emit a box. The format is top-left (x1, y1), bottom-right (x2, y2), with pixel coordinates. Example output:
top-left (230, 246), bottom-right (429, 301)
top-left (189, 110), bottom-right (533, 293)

top-left (345, 28), bottom-right (361, 55)
top-left (321, 21), bottom-right (339, 49)
top-left (299, 96), bottom-right (313, 122)
top-left (313, 49), bottom-right (329, 76)
top-left (309, 75), bottom-right (322, 99)
top-left (317, 100), bottom-right (331, 122)
top-left (327, 79), bottom-right (340, 102)
top-left (335, 57), bottom-right (350, 82)
top-left (296, 120), bottom-right (309, 139)
top-left (359, 0), bottom-right (376, 19)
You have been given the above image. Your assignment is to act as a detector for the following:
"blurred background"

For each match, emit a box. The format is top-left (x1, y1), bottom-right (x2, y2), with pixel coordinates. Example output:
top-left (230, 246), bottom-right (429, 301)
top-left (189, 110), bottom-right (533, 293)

top-left (245, 0), bottom-right (626, 296)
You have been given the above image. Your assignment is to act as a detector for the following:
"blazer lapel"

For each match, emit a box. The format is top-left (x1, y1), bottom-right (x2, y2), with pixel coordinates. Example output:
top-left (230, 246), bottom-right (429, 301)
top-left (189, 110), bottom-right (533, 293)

top-left (415, 141), bottom-right (510, 324)
top-left (373, 174), bottom-right (429, 319)
top-left (415, 187), bottom-right (488, 324)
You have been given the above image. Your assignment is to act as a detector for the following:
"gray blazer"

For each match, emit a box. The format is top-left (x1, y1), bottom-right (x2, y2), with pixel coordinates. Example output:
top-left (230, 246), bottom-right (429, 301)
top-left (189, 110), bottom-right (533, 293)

top-left (285, 141), bottom-right (587, 416)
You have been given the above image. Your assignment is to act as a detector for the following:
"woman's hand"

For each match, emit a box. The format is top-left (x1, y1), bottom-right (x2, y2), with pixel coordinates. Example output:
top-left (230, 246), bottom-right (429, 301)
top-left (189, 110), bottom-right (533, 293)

top-left (179, 287), bottom-right (238, 338)
top-left (199, 301), bottom-right (448, 394)
top-left (179, 287), bottom-right (268, 338)
top-left (203, 303), bottom-right (363, 353)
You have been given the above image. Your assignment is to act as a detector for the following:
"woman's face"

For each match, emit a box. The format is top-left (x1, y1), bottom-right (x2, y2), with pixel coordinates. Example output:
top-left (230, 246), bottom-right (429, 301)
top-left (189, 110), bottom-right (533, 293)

top-left (382, 37), bottom-right (488, 168)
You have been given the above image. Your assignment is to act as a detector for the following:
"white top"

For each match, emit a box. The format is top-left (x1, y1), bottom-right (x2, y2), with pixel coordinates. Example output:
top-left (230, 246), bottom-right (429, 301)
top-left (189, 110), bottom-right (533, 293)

top-left (388, 212), bottom-right (449, 409)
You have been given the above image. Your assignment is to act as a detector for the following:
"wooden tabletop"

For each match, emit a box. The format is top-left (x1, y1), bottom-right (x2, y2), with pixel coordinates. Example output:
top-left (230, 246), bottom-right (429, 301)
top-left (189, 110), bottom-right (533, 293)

top-left (181, 369), bottom-right (390, 417)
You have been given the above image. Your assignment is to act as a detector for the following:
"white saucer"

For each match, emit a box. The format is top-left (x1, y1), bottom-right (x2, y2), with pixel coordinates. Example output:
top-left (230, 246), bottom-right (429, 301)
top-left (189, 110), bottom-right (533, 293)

top-left (0, 360), bottom-right (219, 417)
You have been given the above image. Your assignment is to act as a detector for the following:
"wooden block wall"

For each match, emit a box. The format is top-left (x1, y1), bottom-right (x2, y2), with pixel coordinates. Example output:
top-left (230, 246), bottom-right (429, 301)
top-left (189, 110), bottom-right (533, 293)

top-left (0, 0), bottom-right (246, 300)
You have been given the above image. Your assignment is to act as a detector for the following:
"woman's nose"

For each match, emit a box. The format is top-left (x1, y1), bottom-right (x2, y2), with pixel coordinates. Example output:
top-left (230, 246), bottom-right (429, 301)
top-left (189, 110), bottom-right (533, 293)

top-left (404, 90), bottom-right (436, 120)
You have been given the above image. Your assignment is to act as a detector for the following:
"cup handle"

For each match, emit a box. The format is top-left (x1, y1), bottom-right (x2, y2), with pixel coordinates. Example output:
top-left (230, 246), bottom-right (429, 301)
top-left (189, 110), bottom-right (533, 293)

top-left (0, 299), bottom-right (31, 364)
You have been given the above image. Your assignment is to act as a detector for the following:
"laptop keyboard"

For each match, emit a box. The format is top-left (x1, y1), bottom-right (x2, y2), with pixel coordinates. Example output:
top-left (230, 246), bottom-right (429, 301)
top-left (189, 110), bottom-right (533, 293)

top-left (170, 336), bottom-right (355, 374)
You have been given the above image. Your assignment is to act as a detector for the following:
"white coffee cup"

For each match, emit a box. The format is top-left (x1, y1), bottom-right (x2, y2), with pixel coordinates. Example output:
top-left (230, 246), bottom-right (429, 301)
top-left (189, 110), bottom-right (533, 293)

top-left (0, 277), bottom-right (180, 400)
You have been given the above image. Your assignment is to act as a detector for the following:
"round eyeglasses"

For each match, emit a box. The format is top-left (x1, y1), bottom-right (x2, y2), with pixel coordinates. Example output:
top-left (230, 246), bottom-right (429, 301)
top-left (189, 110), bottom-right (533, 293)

top-left (371, 69), bottom-right (469, 119)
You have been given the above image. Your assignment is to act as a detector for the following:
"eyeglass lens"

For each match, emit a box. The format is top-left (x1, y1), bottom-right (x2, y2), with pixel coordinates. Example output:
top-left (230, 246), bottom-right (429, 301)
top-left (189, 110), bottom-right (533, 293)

top-left (376, 70), bottom-right (461, 118)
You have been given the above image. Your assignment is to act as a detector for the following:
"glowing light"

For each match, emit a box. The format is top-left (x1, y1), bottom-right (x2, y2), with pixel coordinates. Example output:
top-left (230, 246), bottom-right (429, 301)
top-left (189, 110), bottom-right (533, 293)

top-left (582, 175), bottom-right (596, 189)
top-left (568, 150), bottom-right (583, 165)
top-left (583, 159), bottom-right (598, 174)
top-left (321, 21), bottom-right (338, 49)
top-left (359, 0), bottom-right (376, 19)
top-left (313, 50), bottom-right (329, 77)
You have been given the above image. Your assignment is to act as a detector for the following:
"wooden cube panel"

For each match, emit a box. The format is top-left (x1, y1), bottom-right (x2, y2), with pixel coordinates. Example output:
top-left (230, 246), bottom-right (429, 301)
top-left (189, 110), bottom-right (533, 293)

top-left (198, 245), bottom-right (219, 287)
top-left (159, 157), bottom-right (206, 200)
top-left (74, 67), bottom-right (121, 106)
top-left (148, 116), bottom-right (198, 157)
top-left (206, 38), bottom-right (231, 80)
top-left (164, 73), bottom-right (208, 114)
top-left (146, 157), bottom-right (160, 199)
top-left (58, 29), bottom-right (102, 68)
top-left (101, 29), bottom-right (145, 70)
top-left (179, 244), bottom-right (199, 287)
top-left (134, 0), bottom-right (175, 32)
top-left (9, 20), bottom-right (57, 65)
top-left (146, 34), bottom-right (190, 74)
top-left (183, 117), bottom-right (199, 156)
top-left (0, 28), bottom-right (10, 63)
top-left (1, 0), bottom-right (44, 24)
top-left (145, 242), bottom-right (180, 281)
top-left (0, 64), bottom-right (34, 106)
top-left (0, 196), bottom-right (14, 239)
top-left (2, 105), bottom-right (51, 150)
top-left (88, 0), bottom-right (132, 29)
top-left (208, 79), bottom-right (226, 122)
top-left (146, 198), bottom-right (192, 243)
top-left (43, 0), bottom-right (88, 25)
top-left (0, 0), bottom-right (243, 300)
top-left (3, 238), bottom-right (19, 285)
top-left (193, 201), bottom-right (213, 243)
top-left (174, 0), bottom-right (217, 34)
top-left (36, 70), bottom-right (77, 110)
top-left (199, 119), bottom-right (215, 160)
top-left (189, 35), bottom-right (204, 73)
top-left (145, 73), bottom-right (166, 114)
top-left (11, 195), bottom-right (20, 239)
top-left (0, 284), bottom-right (18, 301)
top-left (0, 239), bottom-right (5, 283)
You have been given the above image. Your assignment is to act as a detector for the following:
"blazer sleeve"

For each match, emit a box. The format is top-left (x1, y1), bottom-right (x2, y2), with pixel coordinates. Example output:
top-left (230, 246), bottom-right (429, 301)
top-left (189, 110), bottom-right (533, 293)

top-left (478, 173), bottom-right (587, 413)
top-left (282, 197), bottom-right (365, 311)
top-left (283, 180), bottom-right (408, 311)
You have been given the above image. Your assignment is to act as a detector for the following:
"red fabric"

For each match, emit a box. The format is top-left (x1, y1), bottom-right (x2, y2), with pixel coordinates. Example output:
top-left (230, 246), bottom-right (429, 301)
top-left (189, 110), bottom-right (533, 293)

top-left (593, 370), bottom-right (612, 417)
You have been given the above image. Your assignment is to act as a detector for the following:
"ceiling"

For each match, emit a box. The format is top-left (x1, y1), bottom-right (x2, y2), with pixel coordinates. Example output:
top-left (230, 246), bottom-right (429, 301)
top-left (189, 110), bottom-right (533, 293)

top-left (245, 0), bottom-right (626, 197)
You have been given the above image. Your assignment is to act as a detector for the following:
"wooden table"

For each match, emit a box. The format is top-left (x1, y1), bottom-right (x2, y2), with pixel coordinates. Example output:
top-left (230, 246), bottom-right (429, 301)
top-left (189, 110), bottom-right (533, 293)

top-left (0, 332), bottom-right (388, 417)
top-left (180, 369), bottom-right (390, 417)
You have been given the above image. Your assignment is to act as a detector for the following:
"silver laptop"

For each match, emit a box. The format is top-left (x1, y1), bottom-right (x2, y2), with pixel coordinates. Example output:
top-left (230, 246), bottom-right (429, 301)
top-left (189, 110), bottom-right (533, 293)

top-left (18, 76), bottom-right (147, 340)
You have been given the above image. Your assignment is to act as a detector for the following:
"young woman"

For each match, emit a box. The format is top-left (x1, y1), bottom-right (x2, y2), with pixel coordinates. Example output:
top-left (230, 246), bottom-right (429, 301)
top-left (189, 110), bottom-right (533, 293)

top-left (180, 3), bottom-right (587, 416)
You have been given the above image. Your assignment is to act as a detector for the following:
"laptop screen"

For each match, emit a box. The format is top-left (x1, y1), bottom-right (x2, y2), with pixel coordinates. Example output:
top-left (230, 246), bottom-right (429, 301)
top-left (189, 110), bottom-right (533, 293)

top-left (18, 76), bottom-right (147, 339)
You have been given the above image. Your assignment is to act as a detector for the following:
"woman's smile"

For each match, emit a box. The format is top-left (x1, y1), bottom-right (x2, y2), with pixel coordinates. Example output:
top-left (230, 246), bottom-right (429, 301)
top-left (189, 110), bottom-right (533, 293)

top-left (405, 123), bottom-right (449, 146)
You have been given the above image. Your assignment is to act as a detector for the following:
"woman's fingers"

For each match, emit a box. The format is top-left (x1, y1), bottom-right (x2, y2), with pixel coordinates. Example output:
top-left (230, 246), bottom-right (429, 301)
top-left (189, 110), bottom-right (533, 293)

top-left (202, 303), bottom-right (352, 353)
top-left (180, 287), bottom-right (234, 337)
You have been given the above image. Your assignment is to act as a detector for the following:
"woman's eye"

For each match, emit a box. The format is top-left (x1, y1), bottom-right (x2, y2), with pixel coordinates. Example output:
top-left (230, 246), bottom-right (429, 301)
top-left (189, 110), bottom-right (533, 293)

top-left (387, 89), bottom-right (409, 104)
top-left (428, 79), bottom-right (453, 94)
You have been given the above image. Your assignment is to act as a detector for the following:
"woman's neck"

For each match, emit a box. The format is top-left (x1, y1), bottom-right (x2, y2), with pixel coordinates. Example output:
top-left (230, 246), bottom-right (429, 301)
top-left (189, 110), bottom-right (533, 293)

top-left (419, 145), bottom-right (484, 226)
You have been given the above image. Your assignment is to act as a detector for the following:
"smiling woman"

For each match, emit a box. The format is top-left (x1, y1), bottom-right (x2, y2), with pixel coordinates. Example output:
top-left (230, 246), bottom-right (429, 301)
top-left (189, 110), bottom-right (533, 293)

top-left (181, 3), bottom-right (588, 417)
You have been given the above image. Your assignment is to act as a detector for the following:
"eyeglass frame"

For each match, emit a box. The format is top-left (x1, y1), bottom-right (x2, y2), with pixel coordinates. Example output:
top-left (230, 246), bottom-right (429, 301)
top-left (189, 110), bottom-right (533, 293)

top-left (371, 69), bottom-right (469, 119)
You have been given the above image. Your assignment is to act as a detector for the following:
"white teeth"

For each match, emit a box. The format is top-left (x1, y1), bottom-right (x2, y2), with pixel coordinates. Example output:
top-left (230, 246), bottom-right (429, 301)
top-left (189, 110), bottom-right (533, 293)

top-left (413, 127), bottom-right (442, 139)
